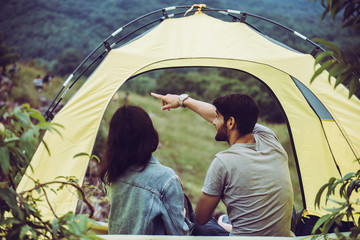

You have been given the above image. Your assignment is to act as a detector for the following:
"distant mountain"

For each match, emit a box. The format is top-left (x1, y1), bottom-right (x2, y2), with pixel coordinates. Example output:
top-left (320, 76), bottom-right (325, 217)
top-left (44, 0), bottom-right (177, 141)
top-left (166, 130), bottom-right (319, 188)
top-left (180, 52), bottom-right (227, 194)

top-left (1, 0), bottom-right (357, 61)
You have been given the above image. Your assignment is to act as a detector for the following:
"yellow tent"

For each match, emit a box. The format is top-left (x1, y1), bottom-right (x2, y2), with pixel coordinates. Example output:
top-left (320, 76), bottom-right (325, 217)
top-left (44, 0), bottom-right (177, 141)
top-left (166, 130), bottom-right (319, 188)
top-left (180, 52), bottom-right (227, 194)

top-left (17, 7), bottom-right (360, 237)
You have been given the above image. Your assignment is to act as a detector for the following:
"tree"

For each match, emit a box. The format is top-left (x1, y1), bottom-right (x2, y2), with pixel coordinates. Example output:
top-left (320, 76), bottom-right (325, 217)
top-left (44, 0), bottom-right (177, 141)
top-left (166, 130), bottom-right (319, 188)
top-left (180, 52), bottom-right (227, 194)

top-left (0, 32), bottom-right (20, 74)
top-left (52, 48), bottom-right (84, 77)
top-left (312, 171), bottom-right (360, 239)
top-left (309, 0), bottom-right (360, 97)
top-left (0, 104), bottom-right (102, 239)
top-left (309, 1), bottom-right (360, 239)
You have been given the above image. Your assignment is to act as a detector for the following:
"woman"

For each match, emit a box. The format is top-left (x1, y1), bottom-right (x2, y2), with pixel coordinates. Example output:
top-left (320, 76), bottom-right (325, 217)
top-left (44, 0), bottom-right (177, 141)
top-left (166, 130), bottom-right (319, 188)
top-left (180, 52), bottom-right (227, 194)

top-left (99, 105), bottom-right (192, 235)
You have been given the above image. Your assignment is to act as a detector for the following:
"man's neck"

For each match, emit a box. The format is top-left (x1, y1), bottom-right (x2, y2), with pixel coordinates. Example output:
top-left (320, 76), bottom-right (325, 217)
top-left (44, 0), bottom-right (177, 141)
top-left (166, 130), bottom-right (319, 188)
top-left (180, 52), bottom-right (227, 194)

top-left (228, 132), bottom-right (255, 146)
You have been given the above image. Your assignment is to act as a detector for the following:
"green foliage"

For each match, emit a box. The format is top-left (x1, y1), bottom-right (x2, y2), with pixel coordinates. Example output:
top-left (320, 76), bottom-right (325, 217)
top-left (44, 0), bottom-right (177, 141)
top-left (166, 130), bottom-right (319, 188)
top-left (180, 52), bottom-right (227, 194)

top-left (308, 2), bottom-right (360, 238)
top-left (311, 38), bottom-right (360, 98)
top-left (312, 169), bottom-right (360, 239)
top-left (0, 104), bottom-right (61, 188)
top-left (52, 48), bottom-right (84, 77)
top-left (1, 0), bottom-right (358, 62)
top-left (0, 61), bottom-right (67, 110)
top-left (309, 0), bottom-right (360, 98)
top-left (0, 32), bottom-right (20, 72)
top-left (123, 75), bottom-right (157, 95)
top-left (310, 0), bottom-right (360, 31)
top-left (10, 87), bottom-right (41, 108)
top-left (0, 104), bottom-right (102, 239)
top-left (0, 180), bottom-right (101, 240)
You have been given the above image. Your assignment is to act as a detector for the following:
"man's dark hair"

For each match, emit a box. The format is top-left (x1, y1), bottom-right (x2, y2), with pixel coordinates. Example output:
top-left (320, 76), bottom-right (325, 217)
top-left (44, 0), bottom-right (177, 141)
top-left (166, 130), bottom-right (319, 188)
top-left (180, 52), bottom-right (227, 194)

top-left (213, 94), bottom-right (259, 136)
top-left (99, 105), bottom-right (159, 183)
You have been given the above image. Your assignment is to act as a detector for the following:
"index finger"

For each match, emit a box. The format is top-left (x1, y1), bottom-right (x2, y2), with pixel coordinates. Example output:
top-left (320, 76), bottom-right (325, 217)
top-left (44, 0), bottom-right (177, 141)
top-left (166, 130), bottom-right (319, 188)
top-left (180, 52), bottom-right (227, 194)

top-left (151, 92), bottom-right (164, 99)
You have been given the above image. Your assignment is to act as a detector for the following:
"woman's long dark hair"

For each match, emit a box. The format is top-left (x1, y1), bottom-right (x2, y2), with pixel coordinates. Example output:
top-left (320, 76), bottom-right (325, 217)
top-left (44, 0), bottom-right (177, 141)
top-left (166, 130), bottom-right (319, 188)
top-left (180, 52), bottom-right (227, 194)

top-left (99, 105), bottom-right (159, 183)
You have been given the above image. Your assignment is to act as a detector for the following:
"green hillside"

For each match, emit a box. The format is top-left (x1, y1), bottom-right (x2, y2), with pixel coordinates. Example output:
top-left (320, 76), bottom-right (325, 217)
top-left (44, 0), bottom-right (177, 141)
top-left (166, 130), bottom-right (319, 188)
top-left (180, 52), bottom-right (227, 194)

top-left (1, 0), bottom-right (358, 63)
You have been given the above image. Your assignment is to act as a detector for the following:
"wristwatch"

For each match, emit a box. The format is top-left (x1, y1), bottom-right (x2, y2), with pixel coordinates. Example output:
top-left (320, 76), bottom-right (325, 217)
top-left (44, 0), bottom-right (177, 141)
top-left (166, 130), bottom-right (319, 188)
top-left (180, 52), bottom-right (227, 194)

top-left (179, 94), bottom-right (189, 108)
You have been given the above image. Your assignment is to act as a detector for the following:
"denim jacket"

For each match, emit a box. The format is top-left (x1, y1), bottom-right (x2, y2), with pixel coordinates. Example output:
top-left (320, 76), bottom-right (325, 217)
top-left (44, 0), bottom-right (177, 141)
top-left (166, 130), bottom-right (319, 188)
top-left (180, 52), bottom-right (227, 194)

top-left (108, 156), bottom-right (193, 235)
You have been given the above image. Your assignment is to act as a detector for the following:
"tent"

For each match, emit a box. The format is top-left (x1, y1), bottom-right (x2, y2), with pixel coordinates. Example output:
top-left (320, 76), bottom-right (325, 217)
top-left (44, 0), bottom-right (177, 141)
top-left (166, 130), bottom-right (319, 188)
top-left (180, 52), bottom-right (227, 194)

top-left (17, 5), bottom-right (360, 236)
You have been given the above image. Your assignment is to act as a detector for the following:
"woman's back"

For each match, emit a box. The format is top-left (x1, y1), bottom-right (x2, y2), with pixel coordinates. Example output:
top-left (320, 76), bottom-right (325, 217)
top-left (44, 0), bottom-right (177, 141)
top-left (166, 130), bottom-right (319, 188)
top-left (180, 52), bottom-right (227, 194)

top-left (108, 156), bottom-right (191, 235)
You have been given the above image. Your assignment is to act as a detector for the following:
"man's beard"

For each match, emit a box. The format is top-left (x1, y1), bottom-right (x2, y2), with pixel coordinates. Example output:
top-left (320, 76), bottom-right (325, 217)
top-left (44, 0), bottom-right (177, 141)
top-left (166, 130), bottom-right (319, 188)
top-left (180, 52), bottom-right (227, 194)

top-left (215, 123), bottom-right (228, 142)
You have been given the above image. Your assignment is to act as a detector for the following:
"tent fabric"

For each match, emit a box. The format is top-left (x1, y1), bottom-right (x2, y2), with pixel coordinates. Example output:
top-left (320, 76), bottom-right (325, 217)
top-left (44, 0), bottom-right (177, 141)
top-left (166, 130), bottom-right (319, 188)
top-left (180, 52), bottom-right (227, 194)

top-left (17, 13), bottom-right (360, 220)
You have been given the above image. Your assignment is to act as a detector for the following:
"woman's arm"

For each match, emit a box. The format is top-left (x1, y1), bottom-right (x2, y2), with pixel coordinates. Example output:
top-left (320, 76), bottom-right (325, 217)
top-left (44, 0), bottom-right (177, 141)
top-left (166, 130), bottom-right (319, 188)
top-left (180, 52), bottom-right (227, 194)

top-left (161, 176), bottom-right (193, 235)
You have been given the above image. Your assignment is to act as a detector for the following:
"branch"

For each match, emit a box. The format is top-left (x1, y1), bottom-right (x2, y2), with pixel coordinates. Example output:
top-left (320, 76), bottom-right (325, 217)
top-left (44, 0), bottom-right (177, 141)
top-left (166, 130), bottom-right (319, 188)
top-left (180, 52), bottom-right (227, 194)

top-left (19, 180), bottom-right (94, 218)
top-left (40, 185), bottom-right (58, 219)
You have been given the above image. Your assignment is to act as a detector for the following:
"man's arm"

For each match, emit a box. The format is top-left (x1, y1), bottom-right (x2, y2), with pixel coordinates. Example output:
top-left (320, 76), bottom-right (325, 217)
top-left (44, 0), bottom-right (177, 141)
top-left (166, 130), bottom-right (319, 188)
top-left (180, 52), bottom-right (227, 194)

top-left (151, 93), bottom-right (216, 124)
top-left (194, 192), bottom-right (221, 225)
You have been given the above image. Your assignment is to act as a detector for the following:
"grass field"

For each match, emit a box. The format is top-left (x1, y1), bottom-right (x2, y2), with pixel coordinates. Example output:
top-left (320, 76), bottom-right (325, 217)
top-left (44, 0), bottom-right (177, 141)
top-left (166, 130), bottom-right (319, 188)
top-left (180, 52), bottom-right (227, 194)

top-left (100, 91), bottom-right (303, 213)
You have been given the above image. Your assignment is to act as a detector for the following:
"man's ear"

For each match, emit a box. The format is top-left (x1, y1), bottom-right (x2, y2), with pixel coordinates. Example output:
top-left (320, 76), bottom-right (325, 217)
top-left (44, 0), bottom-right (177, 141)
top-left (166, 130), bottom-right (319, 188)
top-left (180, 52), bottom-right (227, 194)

top-left (227, 117), bottom-right (236, 130)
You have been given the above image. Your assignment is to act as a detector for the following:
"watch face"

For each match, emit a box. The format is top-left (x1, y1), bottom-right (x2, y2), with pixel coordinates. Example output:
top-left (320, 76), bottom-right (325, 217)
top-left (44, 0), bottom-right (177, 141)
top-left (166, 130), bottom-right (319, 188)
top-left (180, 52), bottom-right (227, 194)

top-left (180, 94), bottom-right (188, 100)
top-left (179, 94), bottom-right (188, 107)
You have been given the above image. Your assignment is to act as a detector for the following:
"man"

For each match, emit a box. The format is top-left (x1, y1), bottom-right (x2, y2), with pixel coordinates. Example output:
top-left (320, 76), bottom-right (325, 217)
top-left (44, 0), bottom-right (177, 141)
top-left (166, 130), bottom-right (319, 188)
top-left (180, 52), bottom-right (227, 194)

top-left (42, 72), bottom-right (52, 85)
top-left (151, 92), bottom-right (294, 237)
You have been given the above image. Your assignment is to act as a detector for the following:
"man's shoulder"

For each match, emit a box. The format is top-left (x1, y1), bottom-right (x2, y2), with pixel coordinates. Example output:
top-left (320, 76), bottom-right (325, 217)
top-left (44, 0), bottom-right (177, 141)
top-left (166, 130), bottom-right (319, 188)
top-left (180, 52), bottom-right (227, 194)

top-left (253, 124), bottom-right (275, 135)
top-left (253, 124), bottom-right (282, 146)
top-left (214, 147), bottom-right (243, 164)
top-left (215, 147), bottom-right (234, 158)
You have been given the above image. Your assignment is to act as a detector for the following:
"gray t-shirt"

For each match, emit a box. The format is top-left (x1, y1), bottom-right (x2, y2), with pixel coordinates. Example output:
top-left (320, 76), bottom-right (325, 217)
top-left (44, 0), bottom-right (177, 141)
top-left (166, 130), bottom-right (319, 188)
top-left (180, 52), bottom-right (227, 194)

top-left (202, 124), bottom-right (294, 236)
